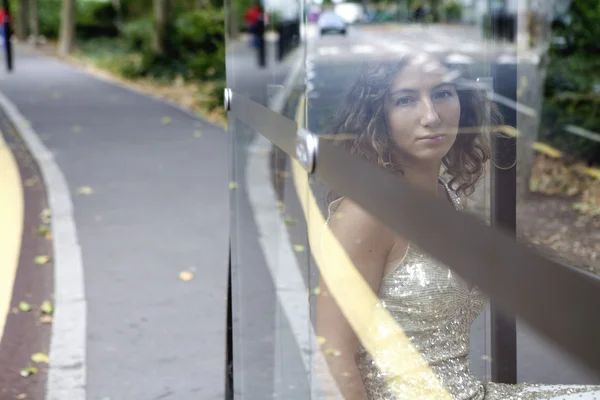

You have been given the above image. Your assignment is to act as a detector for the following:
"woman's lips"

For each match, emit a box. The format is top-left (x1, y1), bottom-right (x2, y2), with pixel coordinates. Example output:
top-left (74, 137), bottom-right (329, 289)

top-left (418, 134), bottom-right (445, 142)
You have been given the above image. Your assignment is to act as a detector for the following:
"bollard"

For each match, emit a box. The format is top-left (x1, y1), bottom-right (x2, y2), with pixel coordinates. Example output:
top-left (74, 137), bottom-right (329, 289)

top-left (490, 61), bottom-right (518, 384)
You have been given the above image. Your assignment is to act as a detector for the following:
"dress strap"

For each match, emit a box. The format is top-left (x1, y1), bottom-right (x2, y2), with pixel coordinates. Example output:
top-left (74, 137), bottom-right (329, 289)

top-left (438, 176), bottom-right (463, 210)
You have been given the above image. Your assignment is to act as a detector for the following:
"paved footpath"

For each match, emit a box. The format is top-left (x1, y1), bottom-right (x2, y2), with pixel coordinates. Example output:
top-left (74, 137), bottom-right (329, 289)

top-left (0, 45), bottom-right (229, 400)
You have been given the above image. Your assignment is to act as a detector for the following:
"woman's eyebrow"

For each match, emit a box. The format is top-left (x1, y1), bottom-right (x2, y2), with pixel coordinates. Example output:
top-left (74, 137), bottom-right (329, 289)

top-left (389, 83), bottom-right (454, 96)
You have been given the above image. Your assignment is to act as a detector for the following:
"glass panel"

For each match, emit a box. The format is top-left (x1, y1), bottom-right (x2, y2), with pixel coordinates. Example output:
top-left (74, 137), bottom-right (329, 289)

top-left (228, 0), bottom-right (600, 398)
top-left (226, 0), bottom-right (310, 397)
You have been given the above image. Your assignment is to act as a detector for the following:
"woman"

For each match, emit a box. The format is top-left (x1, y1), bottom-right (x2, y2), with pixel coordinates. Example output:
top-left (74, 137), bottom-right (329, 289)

top-left (316, 54), bottom-right (600, 399)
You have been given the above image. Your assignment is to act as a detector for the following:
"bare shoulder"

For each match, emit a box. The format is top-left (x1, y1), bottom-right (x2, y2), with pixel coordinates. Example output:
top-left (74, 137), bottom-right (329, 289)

top-left (329, 198), bottom-right (395, 249)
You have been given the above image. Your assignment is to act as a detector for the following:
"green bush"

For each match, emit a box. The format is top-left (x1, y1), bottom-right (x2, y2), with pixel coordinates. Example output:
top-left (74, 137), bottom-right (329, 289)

top-left (132, 8), bottom-right (225, 81)
top-left (76, 0), bottom-right (118, 39)
top-left (38, 0), bottom-right (61, 38)
top-left (444, 1), bottom-right (462, 23)
top-left (27, 0), bottom-right (117, 39)
top-left (122, 17), bottom-right (153, 51)
top-left (540, 1), bottom-right (600, 164)
top-left (172, 8), bottom-right (225, 79)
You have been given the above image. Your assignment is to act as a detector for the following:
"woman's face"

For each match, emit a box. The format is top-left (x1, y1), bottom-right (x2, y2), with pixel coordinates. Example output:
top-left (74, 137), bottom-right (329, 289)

top-left (385, 58), bottom-right (461, 165)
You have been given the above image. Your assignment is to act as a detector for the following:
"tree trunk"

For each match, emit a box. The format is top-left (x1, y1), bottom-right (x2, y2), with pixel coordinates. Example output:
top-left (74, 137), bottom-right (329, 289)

top-left (28, 0), bottom-right (38, 44)
top-left (152, 0), bottom-right (172, 55)
top-left (112, 0), bottom-right (123, 33)
top-left (15, 0), bottom-right (28, 40)
top-left (57, 0), bottom-right (76, 56)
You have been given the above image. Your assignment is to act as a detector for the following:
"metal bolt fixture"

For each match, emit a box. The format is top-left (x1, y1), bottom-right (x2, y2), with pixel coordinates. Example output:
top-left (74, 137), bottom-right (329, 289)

top-left (296, 128), bottom-right (318, 174)
top-left (224, 88), bottom-right (232, 112)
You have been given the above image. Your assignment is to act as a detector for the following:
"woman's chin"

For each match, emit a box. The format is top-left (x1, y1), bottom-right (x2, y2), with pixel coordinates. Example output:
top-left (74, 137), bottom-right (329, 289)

top-left (412, 146), bottom-right (453, 164)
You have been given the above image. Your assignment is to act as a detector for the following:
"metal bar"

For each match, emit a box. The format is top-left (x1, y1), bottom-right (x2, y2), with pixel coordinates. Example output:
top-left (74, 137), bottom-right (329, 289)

top-left (225, 244), bottom-right (234, 400)
top-left (489, 62), bottom-right (518, 383)
top-left (490, 132), bottom-right (517, 383)
top-left (230, 91), bottom-right (297, 157)
top-left (314, 137), bottom-right (600, 375)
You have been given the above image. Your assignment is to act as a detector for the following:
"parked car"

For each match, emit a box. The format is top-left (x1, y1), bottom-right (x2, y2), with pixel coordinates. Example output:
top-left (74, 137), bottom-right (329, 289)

top-left (334, 2), bottom-right (365, 24)
top-left (318, 11), bottom-right (347, 36)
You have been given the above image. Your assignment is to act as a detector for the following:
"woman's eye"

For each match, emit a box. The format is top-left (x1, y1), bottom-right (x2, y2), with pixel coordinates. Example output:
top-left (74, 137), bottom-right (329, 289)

top-left (434, 90), bottom-right (453, 100)
top-left (396, 97), bottom-right (414, 106)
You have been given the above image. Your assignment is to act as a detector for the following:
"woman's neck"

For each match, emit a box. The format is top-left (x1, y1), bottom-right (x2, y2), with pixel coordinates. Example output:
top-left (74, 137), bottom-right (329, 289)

top-left (400, 161), bottom-right (443, 196)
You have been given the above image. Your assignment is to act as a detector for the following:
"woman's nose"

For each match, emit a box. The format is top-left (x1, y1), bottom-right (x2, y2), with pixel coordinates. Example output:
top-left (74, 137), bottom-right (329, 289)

top-left (420, 98), bottom-right (441, 128)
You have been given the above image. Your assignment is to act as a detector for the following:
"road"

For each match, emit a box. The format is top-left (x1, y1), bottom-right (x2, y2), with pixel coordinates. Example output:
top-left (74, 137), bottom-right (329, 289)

top-left (0, 45), bottom-right (230, 400)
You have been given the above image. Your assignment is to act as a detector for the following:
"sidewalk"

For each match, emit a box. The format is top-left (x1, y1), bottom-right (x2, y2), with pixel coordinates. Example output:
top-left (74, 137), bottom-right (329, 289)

top-left (0, 45), bottom-right (229, 399)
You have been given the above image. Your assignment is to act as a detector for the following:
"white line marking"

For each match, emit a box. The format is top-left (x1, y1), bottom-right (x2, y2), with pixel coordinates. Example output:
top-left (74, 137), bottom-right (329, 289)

top-left (246, 134), bottom-right (341, 400)
top-left (256, 58), bottom-right (342, 399)
top-left (317, 46), bottom-right (341, 56)
top-left (445, 53), bottom-right (474, 64)
top-left (423, 43), bottom-right (448, 53)
top-left (565, 124), bottom-right (600, 143)
top-left (459, 43), bottom-right (482, 53)
top-left (384, 43), bottom-right (413, 53)
top-left (351, 44), bottom-right (376, 54)
top-left (0, 92), bottom-right (86, 400)
top-left (488, 92), bottom-right (537, 118)
top-left (497, 54), bottom-right (517, 64)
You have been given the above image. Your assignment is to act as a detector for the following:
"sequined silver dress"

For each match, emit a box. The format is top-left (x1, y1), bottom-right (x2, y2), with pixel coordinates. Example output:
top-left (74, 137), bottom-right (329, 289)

top-left (328, 177), bottom-right (600, 400)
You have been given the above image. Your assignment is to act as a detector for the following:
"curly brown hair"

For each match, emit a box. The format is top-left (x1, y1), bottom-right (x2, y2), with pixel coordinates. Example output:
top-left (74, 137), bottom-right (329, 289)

top-left (329, 56), bottom-right (502, 197)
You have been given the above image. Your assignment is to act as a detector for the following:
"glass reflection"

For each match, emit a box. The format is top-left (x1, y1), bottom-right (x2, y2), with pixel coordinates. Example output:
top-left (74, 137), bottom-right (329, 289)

top-left (227, 0), bottom-right (600, 399)
top-left (315, 54), bottom-right (600, 398)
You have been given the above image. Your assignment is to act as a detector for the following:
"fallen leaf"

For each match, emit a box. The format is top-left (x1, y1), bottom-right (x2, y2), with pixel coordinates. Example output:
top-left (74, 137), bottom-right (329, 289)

top-left (39, 315), bottom-right (53, 324)
top-left (71, 125), bottom-right (82, 133)
top-left (293, 244), bottom-right (305, 253)
top-left (342, 372), bottom-right (351, 377)
top-left (229, 182), bottom-right (239, 190)
top-left (40, 208), bottom-right (52, 223)
top-left (283, 216), bottom-right (297, 226)
top-left (278, 171), bottom-right (289, 179)
top-left (481, 355), bottom-right (493, 362)
top-left (30, 352), bottom-right (49, 364)
top-left (33, 224), bottom-right (50, 237)
top-left (24, 177), bottom-right (38, 187)
top-left (161, 116), bottom-right (172, 125)
top-left (316, 336), bottom-right (327, 345)
top-left (324, 348), bottom-right (341, 357)
top-left (77, 186), bottom-right (94, 195)
top-left (34, 255), bottom-right (51, 265)
top-left (18, 301), bottom-right (32, 312)
top-left (40, 301), bottom-right (54, 315)
top-left (313, 286), bottom-right (321, 296)
top-left (17, 393), bottom-right (27, 399)
top-left (178, 271), bottom-right (194, 281)
top-left (193, 130), bottom-right (202, 138)
top-left (19, 367), bottom-right (37, 377)
top-left (23, 120), bottom-right (31, 127)
top-left (276, 201), bottom-right (285, 213)
top-left (45, 232), bottom-right (53, 240)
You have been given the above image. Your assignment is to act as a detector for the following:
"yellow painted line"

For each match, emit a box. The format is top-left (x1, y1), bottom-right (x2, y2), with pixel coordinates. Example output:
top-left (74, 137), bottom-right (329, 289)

top-left (0, 130), bottom-right (23, 344)
top-left (293, 95), bottom-right (452, 399)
